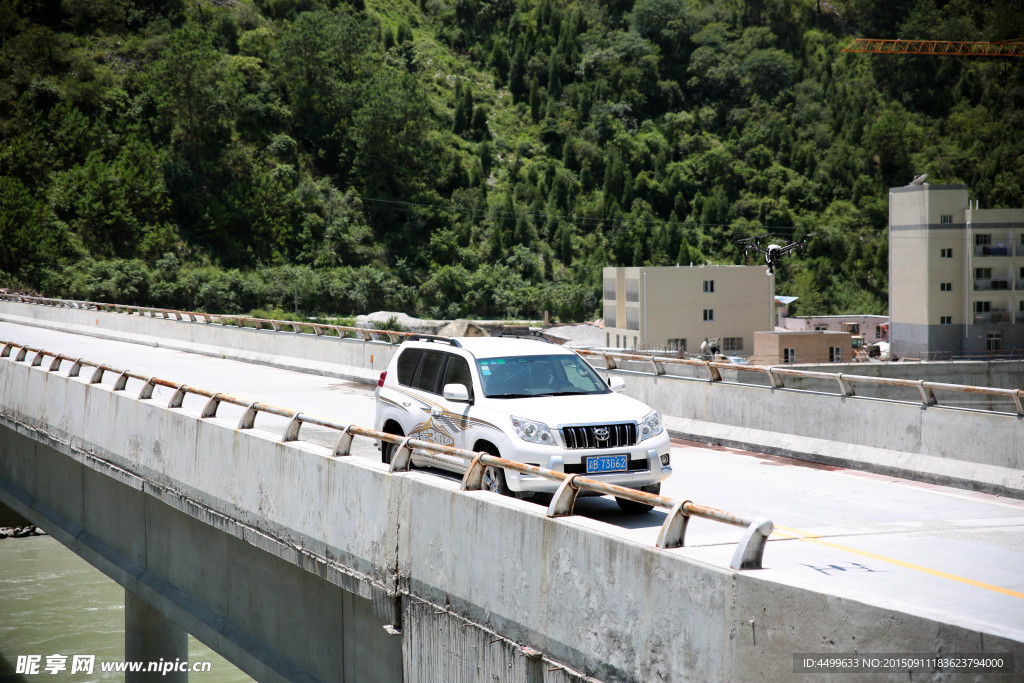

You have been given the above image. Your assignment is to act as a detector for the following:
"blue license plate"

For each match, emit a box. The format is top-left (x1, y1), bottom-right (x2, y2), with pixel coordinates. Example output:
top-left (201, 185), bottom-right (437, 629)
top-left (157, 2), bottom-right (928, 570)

top-left (586, 454), bottom-right (628, 474)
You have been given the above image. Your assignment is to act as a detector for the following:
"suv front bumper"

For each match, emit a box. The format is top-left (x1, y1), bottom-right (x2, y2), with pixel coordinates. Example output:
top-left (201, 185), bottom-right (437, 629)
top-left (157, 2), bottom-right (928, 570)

top-left (503, 436), bottom-right (672, 494)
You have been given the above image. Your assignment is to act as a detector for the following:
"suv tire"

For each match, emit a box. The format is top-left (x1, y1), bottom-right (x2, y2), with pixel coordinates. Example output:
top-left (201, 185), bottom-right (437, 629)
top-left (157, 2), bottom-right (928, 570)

top-left (381, 424), bottom-right (404, 465)
top-left (477, 443), bottom-right (511, 496)
top-left (615, 482), bottom-right (660, 514)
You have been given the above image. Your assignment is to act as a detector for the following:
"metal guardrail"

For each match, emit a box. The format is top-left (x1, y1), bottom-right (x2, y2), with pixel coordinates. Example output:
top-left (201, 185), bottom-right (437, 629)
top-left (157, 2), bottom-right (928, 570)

top-left (3, 293), bottom-right (1022, 413)
top-left (0, 340), bottom-right (774, 570)
top-left (584, 350), bottom-right (1024, 417)
top-left (0, 293), bottom-right (418, 343)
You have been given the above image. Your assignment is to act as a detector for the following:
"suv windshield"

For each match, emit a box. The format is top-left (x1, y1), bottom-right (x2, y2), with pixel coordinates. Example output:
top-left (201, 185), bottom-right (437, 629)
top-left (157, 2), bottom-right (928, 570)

top-left (476, 354), bottom-right (610, 398)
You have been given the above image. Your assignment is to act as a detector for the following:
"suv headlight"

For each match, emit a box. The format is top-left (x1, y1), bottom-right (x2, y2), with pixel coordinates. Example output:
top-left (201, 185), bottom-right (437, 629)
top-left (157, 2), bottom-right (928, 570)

top-left (640, 411), bottom-right (663, 441)
top-left (511, 416), bottom-right (555, 445)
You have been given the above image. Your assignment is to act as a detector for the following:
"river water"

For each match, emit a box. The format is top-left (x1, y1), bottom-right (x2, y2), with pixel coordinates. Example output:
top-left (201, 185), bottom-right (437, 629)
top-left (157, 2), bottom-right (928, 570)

top-left (0, 535), bottom-right (252, 682)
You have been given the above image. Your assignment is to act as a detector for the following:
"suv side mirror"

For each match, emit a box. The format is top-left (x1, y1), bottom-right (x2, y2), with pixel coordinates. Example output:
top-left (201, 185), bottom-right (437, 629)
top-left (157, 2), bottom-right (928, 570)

top-left (608, 376), bottom-right (625, 393)
top-left (443, 383), bottom-right (471, 402)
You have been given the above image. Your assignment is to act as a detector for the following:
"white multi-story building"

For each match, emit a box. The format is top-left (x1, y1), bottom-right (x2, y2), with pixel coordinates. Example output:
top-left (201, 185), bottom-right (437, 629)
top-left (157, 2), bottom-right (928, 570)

top-left (602, 265), bottom-right (773, 355)
top-left (889, 183), bottom-right (1024, 358)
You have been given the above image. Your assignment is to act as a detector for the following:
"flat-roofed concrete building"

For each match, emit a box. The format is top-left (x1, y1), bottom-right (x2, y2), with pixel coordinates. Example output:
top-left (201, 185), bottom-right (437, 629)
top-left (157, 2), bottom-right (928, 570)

top-left (602, 265), bottom-right (773, 355)
top-left (889, 183), bottom-right (1024, 358)
top-left (751, 330), bottom-right (853, 364)
top-left (781, 314), bottom-right (889, 345)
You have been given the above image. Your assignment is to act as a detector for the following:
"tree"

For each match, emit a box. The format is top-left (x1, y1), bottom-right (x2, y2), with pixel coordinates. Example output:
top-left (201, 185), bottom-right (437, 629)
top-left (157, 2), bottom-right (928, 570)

top-left (274, 9), bottom-right (372, 165)
top-left (509, 45), bottom-right (527, 102)
top-left (146, 25), bottom-right (229, 166)
top-left (0, 176), bottom-right (60, 280)
top-left (350, 67), bottom-right (434, 204)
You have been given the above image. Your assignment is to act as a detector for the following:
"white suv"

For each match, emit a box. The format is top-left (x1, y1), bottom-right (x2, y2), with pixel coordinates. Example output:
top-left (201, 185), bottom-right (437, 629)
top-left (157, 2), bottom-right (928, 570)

top-left (374, 335), bottom-right (672, 512)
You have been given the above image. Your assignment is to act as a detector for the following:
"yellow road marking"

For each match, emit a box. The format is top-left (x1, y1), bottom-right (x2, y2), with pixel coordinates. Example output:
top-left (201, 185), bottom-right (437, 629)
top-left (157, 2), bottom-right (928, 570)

top-left (773, 525), bottom-right (1024, 600)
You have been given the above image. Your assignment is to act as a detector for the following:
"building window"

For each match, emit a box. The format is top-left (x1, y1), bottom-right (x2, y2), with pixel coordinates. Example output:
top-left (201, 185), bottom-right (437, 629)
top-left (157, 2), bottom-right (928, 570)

top-left (940, 215), bottom-right (953, 224)
top-left (975, 234), bottom-right (991, 246)
top-left (940, 248), bottom-right (953, 258)
top-left (668, 338), bottom-right (687, 353)
top-left (876, 325), bottom-right (887, 340)
top-left (603, 278), bottom-right (616, 300)
top-left (606, 333), bottom-right (610, 346)
top-left (987, 332), bottom-right (1002, 352)
top-left (603, 304), bottom-right (616, 329)
top-left (703, 309), bottom-right (714, 322)
top-left (625, 279), bottom-right (640, 302)
top-left (975, 301), bottom-right (991, 313)
top-left (703, 280), bottom-right (714, 293)
top-left (829, 347), bottom-right (842, 362)
top-left (625, 307), bottom-right (640, 331)
top-left (616, 334), bottom-right (621, 347)
top-left (722, 337), bottom-right (743, 352)
top-left (975, 267), bottom-right (992, 280)
top-left (940, 282), bottom-right (952, 291)
top-left (940, 316), bottom-right (952, 325)
top-left (783, 348), bottom-right (796, 364)
top-left (814, 325), bottom-right (828, 331)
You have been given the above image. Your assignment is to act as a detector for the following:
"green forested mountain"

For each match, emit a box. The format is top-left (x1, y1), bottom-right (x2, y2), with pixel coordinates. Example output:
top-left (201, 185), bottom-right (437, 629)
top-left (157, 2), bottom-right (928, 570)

top-left (2, 0), bottom-right (1022, 321)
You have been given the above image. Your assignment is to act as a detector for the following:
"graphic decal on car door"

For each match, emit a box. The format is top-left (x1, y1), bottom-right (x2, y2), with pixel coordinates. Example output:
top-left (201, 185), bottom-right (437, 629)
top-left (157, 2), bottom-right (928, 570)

top-left (409, 417), bottom-right (455, 447)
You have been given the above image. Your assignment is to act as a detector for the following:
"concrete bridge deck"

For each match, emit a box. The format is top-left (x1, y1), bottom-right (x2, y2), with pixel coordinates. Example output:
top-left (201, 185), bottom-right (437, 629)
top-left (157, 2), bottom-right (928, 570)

top-left (1, 309), bottom-right (1023, 681)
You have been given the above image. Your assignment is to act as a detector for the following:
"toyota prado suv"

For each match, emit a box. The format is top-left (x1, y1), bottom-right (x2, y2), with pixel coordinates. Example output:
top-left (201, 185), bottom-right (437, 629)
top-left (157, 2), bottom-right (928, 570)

top-left (374, 335), bottom-right (672, 512)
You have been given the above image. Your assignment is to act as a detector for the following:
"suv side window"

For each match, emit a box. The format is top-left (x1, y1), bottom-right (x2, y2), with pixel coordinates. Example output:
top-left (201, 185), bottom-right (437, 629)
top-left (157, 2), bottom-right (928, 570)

top-left (412, 350), bottom-right (447, 393)
top-left (396, 349), bottom-right (423, 386)
top-left (442, 354), bottom-right (473, 400)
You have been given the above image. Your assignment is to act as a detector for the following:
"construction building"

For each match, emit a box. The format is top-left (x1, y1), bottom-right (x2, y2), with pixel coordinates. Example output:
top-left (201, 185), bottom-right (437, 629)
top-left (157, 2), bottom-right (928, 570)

top-left (780, 314), bottom-right (889, 356)
top-left (889, 183), bottom-right (1024, 358)
top-left (751, 330), bottom-right (854, 365)
top-left (602, 265), bottom-right (773, 355)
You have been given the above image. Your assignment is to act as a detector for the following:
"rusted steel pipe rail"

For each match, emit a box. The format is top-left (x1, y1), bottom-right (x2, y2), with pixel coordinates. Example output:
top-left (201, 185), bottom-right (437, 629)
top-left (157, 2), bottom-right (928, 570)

top-left (3, 294), bottom-right (1021, 414)
top-left (2, 339), bottom-right (773, 570)
top-left (0, 294), bottom-right (418, 343)
top-left (577, 349), bottom-right (1024, 416)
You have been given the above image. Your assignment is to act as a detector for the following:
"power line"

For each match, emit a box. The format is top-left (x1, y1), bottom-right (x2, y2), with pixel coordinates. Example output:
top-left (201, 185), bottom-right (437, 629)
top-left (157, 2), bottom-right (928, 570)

top-left (353, 194), bottom-right (919, 245)
top-left (355, 195), bottom-right (819, 234)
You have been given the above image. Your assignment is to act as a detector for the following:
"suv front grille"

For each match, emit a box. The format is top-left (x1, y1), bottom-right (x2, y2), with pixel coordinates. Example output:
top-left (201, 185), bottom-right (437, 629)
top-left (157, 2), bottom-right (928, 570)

top-left (564, 458), bottom-right (648, 475)
top-left (560, 423), bottom-right (637, 450)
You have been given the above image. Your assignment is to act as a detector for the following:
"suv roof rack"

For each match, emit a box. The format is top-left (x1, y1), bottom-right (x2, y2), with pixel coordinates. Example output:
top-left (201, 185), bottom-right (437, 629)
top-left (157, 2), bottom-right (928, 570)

top-left (496, 333), bottom-right (552, 343)
top-left (405, 334), bottom-right (462, 348)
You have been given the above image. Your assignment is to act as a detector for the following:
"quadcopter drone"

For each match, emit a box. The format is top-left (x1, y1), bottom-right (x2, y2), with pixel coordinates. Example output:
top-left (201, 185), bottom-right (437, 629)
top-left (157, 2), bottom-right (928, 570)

top-left (738, 233), bottom-right (817, 275)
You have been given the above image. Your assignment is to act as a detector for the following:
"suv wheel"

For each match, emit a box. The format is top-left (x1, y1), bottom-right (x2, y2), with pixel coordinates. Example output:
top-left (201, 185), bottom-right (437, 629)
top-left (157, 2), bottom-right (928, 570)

top-left (615, 483), bottom-right (660, 514)
top-left (482, 465), bottom-right (511, 496)
top-left (477, 443), bottom-right (511, 496)
top-left (381, 423), bottom-right (404, 465)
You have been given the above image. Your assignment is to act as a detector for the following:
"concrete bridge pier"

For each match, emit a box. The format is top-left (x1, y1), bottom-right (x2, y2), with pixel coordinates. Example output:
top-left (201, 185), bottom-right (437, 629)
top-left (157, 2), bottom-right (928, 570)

top-left (125, 590), bottom-right (189, 682)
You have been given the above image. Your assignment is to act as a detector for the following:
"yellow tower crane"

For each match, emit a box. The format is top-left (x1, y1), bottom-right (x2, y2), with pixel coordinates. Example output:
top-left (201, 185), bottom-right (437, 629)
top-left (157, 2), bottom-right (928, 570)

top-left (843, 38), bottom-right (1024, 57)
